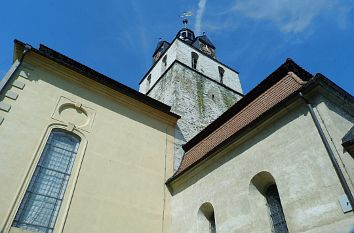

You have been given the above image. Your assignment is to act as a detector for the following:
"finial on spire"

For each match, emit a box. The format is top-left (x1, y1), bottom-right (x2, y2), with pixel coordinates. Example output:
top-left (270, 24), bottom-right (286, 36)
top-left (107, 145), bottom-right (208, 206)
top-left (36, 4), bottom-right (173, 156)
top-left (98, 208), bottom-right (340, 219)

top-left (183, 19), bottom-right (188, 28)
top-left (180, 11), bottom-right (193, 28)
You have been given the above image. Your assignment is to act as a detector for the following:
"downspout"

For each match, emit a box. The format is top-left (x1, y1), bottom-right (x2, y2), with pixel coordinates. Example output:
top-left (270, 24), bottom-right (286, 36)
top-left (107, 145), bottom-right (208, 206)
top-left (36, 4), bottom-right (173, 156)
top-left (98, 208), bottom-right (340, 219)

top-left (299, 92), bottom-right (354, 210)
top-left (0, 44), bottom-right (32, 94)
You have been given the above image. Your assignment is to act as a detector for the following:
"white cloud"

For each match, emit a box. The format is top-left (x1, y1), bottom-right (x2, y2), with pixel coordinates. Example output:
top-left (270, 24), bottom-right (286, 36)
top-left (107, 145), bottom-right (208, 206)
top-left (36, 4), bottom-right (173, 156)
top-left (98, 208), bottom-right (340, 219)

top-left (231, 0), bottom-right (350, 33)
top-left (195, 0), bottom-right (207, 35)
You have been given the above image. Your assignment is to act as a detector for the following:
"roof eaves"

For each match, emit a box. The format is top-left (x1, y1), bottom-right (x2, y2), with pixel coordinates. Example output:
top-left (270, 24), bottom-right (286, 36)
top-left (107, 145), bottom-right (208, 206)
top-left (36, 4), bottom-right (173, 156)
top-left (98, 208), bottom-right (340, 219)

top-left (14, 39), bottom-right (180, 120)
top-left (171, 71), bottom-right (352, 184)
top-left (167, 89), bottom-right (305, 186)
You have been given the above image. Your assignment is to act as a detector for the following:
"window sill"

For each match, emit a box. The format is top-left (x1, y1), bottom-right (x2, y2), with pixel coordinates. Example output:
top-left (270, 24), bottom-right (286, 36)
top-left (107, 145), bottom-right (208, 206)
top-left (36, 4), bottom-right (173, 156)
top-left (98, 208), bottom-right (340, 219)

top-left (9, 227), bottom-right (36, 233)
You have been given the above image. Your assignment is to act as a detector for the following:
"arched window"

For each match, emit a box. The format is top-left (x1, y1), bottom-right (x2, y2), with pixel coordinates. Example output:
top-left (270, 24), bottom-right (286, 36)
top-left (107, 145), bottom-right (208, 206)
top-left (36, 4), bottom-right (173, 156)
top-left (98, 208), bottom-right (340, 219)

top-left (191, 52), bottom-right (199, 69)
top-left (218, 66), bottom-right (225, 84)
top-left (146, 74), bottom-right (152, 91)
top-left (265, 185), bottom-right (288, 233)
top-left (162, 55), bottom-right (167, 67)
top-left (197, 202), bottom-right (216, 233)
top-left (161, 55), bottom-right (167, 73)
top-left (12, 129), bottom-right (81, 233)
top-left (249, 171), bottom-right (288, 233)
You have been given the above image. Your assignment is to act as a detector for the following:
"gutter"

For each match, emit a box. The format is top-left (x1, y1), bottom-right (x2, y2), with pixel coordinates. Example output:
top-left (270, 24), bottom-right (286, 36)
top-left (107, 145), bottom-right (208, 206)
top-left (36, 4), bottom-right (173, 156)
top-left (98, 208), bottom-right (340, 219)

top-left (0, 44), bottom-right (31, 94)
top-left (299, 92), bottom-right (354, 211)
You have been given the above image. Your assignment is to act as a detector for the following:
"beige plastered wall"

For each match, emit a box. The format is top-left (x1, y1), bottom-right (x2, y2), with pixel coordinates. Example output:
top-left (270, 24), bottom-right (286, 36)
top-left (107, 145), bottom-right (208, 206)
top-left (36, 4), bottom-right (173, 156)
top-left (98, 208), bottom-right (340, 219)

top-left (170, 93), bottom-right (354, 233)
top-left (0, 52), bottom-right (176, 233)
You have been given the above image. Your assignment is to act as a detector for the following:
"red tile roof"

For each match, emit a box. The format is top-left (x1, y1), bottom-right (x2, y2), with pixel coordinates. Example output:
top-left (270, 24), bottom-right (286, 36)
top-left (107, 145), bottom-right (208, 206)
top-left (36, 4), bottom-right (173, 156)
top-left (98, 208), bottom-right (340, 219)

top-left (172, 59), bottom-right (313, 179)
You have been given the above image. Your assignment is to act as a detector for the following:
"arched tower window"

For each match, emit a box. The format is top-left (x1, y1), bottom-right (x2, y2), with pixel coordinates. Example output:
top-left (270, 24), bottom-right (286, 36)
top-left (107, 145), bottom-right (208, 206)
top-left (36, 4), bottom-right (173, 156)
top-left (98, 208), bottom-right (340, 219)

top-left (146, 74), bottom-right (152, 91)
top-left (218, 66), bottom-right (225, 84)
top-left (162, 55), bottom-right (167, 73)
top-left (191, 52), bottom-right (199, 69)
top-left (265, 185), bottom-right (288, 233)
top-left (197, 202), bottom-right (216, 233)
top-left (12, 129), bottom-right (81, 233)
top-left (162, 55), bottom-right (167, 67)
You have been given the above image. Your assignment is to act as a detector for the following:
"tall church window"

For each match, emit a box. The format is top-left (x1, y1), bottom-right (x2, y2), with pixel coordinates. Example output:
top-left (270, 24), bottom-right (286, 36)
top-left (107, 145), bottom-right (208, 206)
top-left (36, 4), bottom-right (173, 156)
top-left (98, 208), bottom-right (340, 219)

top-left (265, 185), bottom-right (288, 233)
top-left (197, 202), bottom-right (216, 233)
top-left (191, 52), bottom-right (199, 69)
top-left (12, 129), bottom-right (81, 233)
top-left (218, 66), bottom-right (225, 84)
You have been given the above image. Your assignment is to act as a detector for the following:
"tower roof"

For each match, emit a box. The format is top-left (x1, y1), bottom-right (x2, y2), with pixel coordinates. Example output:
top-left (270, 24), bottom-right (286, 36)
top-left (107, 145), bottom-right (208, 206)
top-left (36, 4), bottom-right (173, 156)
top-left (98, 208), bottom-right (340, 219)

top-left (196, 34), bottom-right (215, 49)
top-left (153, 40), bottom-right (170, 56)
top-left (176, 28), bottom-right (195, 44)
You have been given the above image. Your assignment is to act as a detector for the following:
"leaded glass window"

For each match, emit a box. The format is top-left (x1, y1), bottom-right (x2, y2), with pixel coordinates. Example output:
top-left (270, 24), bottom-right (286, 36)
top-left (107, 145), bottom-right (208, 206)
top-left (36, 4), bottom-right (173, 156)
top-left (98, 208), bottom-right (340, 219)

top-left (266, 185), bottom-right (288, 233)
top-left (12, 129), bottom-right (81, 233)
top-left (209, 213), bottom-right (216, 233)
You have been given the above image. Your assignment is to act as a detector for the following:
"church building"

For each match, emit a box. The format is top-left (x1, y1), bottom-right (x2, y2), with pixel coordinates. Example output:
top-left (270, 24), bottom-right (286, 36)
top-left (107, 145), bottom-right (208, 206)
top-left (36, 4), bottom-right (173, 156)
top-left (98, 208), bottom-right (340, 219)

top-left (0, 22), bottom-right (353, 233)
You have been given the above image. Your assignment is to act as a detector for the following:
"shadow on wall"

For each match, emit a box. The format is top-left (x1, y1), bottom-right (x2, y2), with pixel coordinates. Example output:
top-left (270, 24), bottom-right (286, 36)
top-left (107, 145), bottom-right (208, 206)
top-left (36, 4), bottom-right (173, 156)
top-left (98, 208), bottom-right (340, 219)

top-left (197, 202), bottom-right (216, 233)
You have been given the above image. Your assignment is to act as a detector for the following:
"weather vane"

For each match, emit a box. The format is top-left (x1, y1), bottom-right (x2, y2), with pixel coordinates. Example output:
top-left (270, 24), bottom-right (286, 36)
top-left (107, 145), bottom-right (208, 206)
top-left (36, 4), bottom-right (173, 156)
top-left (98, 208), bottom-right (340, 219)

top-left (180, 11), bottom-right (193, 28)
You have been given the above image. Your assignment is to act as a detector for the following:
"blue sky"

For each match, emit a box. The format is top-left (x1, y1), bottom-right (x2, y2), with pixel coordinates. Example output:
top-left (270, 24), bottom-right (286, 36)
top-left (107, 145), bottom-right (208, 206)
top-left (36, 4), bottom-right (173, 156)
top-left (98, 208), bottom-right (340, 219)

top-left (0, 0), bottom-right (353, 95)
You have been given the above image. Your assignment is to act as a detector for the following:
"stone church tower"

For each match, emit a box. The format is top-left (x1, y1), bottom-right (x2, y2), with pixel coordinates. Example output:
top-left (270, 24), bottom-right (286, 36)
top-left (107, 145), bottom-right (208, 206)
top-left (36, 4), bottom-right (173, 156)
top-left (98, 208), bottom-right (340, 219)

top-left (139, 22), bottom-right (243, 170)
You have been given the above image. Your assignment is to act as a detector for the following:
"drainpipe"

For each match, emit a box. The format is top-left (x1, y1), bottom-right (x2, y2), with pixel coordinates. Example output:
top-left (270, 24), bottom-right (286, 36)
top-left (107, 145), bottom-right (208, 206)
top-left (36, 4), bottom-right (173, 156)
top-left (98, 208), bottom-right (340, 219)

top-left (299, 92), bottom-right (354, 210)
top-left (0, 44), bottom-right (32, 94)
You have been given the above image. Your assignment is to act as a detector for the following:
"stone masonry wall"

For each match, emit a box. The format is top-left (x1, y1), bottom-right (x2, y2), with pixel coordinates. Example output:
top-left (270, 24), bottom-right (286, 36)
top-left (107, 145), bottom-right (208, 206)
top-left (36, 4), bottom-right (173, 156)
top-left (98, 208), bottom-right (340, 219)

top-left (148, 62), bottom-right (242, 171)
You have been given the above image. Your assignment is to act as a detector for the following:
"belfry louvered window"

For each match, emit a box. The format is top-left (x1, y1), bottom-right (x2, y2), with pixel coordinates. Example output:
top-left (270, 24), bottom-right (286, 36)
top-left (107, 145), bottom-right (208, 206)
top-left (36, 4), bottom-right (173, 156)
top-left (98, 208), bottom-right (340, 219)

top-left (12, 129), bottom-right (81, 233)
top-left (266, 185), bottom-right (288, 233)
